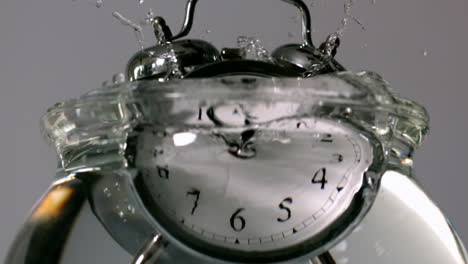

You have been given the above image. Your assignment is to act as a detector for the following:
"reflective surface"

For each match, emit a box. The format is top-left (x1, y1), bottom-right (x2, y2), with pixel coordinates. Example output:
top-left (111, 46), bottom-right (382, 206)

top-left (10, 170), bottom-right (467, 264)
top-left (329, 170), bottom-right (468, 264)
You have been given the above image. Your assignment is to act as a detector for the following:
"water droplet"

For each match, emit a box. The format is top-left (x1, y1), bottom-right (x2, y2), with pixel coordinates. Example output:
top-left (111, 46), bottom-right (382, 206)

top-left (95, 0), bottom-right (103, 8)
top-left (127, 204), bottom-right (136, 214)
top-left (140, 9), bottom-right (155, 26)
top-left (422, 49), bottom-right (428, 56)
top-left (198, 29), bottom-right (212, 40)
top-left (352, 16), bottom-right (366, 31)
top-left (374, 240), bottom-right (387, 256)
top-left (341, 107), bottom-right (353, 118)
top-left (114, 182), bottom-right (121, 191)
top-left (103, 188), bottom-right (111, 198)
top-left (237, 36), bottom-right (271, 61)
top-left (139, 0), bottom-right (144, 4)
top-left (305, 63), bottom-right (324, 77)
top-left (361, 43), bottom-right (368, 49)
top-left (112, 11), bottom-right (145, 51)
top-left (112, 73), bottom-right (126, 84)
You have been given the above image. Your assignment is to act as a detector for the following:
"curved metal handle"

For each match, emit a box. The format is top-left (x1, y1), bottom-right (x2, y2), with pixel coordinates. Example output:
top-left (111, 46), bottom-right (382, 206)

top-left (6, 177), bottom-right (86, 264)
top-left (167, 0), bottom-right (314, 47)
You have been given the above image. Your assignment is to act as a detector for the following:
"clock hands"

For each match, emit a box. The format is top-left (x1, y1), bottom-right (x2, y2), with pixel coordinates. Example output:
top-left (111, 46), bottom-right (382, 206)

top-left (213, 129), bottom-right (257, 159)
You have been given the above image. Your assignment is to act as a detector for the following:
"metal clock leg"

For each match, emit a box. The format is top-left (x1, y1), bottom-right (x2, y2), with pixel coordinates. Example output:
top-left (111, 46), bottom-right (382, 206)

top-left (131, 233), bottom-right (168, 264)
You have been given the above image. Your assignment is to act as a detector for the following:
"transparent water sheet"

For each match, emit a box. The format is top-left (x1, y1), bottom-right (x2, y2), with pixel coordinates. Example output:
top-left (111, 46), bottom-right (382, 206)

top-left (41, 71), bottom-right (428, 173)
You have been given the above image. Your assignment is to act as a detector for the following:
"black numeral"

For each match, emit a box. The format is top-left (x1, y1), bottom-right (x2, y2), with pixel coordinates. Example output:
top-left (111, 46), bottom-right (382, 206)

top-left (277, 197), bottom-right (293, 222)
top-left (157, 166), bottom-right (169, 179)
top-left (230, 208), bottom-right (246, 232)
top-left (332, 153), bottom-right (343, 163)
top-left (186, 189), bottom-right (200, 215)
top-left (312, 168), bottom-right (327, 189)
top-left (198, 107), bottom-right (203, 120)
top-left (320, 134), bottom-right (333, 143)
top-left (296, 121), bottom-right (306, 128)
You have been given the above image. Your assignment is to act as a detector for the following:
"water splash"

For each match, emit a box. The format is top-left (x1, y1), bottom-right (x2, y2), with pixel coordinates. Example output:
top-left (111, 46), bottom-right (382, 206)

top-left (352, 16), bottom-right (366, 31)
top-left (161, 43), bottom-right (183, 80)
top-left (112, 11), bottom-right (145, 51)
top-left (336, 0), bottom-right (355, 38)
top-left (320, 0), bottom-right (364, 53)
top-left (95, 0), bottom-right (103, 8)
top-left (314, 0), bottom-right (367, 71)
top-left (140, 9), bottom-right (156, 27)
top-left (237, 36), bottom-right (271, 61)
top-left (320, 33), bottom-right (340, 58)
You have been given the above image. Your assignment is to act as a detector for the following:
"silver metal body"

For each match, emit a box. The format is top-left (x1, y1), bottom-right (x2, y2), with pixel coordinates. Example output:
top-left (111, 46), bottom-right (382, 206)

top-left (7, 168), bottom-right (467, 263)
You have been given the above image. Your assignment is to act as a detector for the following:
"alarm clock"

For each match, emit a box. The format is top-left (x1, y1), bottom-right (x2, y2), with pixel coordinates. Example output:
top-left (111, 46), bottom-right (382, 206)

top-left (6, 0), bottom-right (467, 263)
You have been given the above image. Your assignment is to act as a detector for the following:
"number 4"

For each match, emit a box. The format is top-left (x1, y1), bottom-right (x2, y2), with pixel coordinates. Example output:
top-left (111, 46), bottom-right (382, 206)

top-left (312, 168), bottom-right (327, 189)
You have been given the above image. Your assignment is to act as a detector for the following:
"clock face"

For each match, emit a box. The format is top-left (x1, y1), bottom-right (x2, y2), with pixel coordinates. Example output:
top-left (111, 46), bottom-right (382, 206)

top-left (133, 115), bottom-right (374, 263)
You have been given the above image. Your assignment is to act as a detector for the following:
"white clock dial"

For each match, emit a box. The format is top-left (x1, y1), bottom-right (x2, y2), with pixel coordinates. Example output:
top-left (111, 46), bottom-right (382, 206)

top-left (134, 116), bottom-right (374, 262)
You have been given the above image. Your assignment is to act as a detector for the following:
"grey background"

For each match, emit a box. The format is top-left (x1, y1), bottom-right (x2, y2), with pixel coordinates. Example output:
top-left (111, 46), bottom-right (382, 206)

top-left (1, 0), bottom-right (467, 262)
